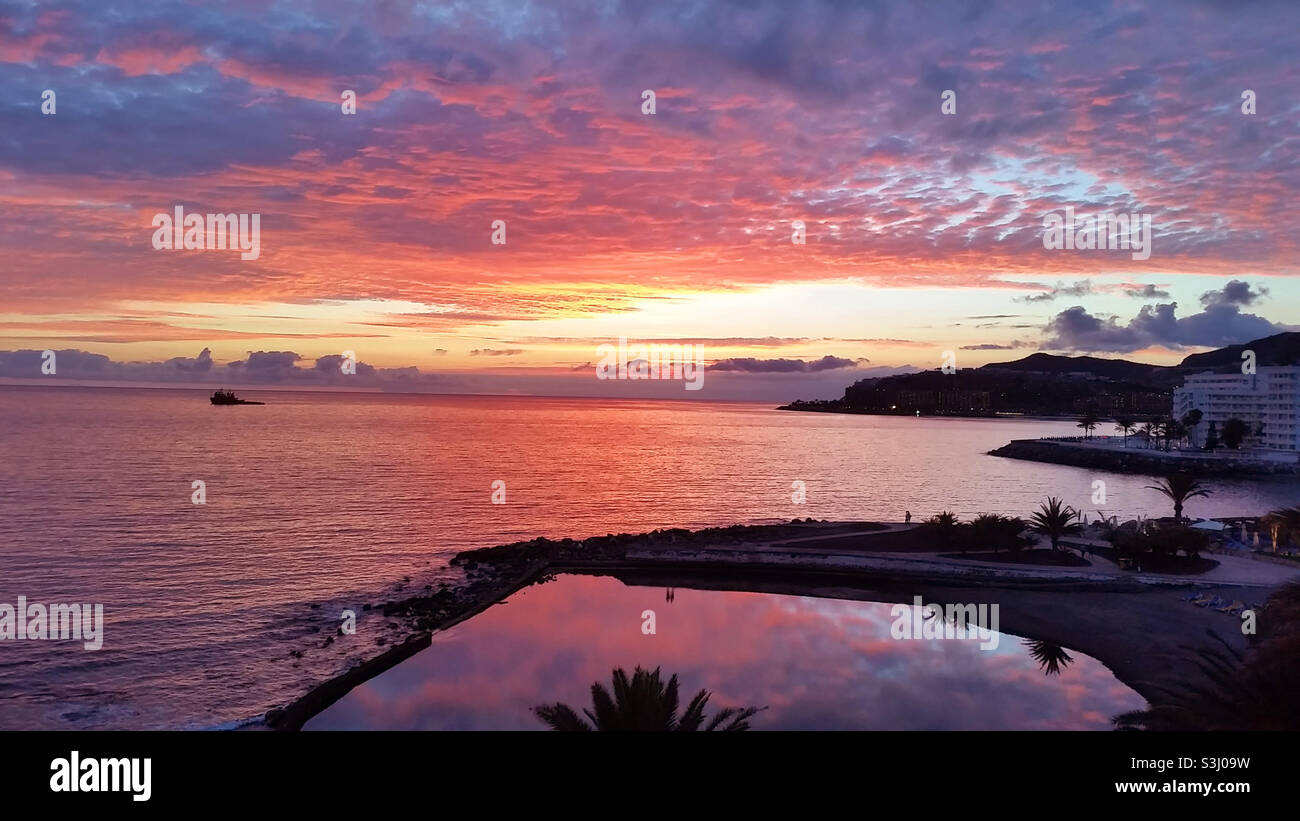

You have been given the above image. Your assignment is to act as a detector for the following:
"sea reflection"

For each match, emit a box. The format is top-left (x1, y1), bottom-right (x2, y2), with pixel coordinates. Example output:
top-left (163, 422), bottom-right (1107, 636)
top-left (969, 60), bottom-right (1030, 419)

top-left (307, 574), bottom-right (1145, 730)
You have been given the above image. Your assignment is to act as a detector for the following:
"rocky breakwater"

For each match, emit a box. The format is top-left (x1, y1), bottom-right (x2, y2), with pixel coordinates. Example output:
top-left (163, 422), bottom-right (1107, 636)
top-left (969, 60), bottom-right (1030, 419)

top-left (990, 438), bottom-right (1300, 476)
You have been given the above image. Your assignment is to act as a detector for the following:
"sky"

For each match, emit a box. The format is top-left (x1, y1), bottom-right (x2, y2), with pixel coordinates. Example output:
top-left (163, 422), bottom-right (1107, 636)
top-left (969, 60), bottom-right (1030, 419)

top-left (1, 0), bottom-right (1298, 400)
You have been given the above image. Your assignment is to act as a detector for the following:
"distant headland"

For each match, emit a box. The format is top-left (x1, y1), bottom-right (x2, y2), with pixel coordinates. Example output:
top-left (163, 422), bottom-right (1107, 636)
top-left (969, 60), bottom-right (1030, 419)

top-left (779, 332), bottom-right (1300, 419)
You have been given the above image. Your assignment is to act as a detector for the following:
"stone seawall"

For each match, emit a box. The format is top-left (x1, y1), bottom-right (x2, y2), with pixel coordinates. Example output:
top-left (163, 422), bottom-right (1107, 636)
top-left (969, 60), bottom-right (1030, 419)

top-left (989, 439), bottom-right (1300, 476)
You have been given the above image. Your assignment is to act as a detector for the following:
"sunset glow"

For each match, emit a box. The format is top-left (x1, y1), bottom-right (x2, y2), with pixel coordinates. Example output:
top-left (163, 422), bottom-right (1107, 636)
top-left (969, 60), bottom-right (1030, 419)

top-left (2, 0), bottom-right (1297, 398)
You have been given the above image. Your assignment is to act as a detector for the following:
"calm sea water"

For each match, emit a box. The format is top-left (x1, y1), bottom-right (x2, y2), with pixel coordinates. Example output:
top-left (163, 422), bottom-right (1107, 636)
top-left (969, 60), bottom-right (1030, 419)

top-left (1, 384), bottom-right (1295, 729)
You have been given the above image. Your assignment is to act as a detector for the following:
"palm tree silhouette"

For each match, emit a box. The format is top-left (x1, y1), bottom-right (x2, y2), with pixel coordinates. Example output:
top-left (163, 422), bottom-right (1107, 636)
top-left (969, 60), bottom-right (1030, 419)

top-left (534, 666), bottom-right (764, 731)
top-left (1076, 412), bottom-right (1099, 439)
top-left (1161, 419), bottom-right (1187, 451)
top-left (1029, 497), bottom-right (1082, 551)
top-left (1221, 417), bottom-right (1249, 449)
top-left (1180, 409), bottom-right (1203, 449)
top-left (1114, 416), bottom-right (1135, 447)
top-left (1136, 420), bottom-right (1156, 449)
top-left (1024, 639), bottom-right (1074, 676)
top-left (1145, 474), bottom-right (1212, 522)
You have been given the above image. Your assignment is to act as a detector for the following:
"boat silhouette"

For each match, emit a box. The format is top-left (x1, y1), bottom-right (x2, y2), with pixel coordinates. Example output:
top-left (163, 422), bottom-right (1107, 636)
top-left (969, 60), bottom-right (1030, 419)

top-left (210, 389), bottom-right (263, 405)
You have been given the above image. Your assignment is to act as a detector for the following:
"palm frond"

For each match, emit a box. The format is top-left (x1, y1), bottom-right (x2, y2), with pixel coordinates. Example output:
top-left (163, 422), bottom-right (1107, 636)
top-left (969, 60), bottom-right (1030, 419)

top-left (534, 666), bottom-right (765, 731)
top-left (533, 702), bottom-right (593, 731)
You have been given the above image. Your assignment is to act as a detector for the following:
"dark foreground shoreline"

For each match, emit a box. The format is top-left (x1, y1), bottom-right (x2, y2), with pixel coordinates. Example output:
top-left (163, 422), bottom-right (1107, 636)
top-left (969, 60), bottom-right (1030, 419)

top-left (262, 519), bottom-right (1270, 731)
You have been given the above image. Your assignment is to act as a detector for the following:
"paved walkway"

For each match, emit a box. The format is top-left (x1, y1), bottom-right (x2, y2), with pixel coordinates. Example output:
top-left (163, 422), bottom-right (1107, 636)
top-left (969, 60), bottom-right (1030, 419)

top-left (631, 522), bottom-right (1300, 590)
top-left (767, 522), bottom-right (915, 544)
top-left (1195, 553), bottom-right (1300, 585)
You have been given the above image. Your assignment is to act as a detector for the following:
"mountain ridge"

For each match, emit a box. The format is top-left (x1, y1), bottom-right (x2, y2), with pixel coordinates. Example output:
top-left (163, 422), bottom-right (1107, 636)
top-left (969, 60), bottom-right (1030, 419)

top-left (980, 331), bottom-right (1300, 377)
top-left (780, 332), bottom-right (1300, 417)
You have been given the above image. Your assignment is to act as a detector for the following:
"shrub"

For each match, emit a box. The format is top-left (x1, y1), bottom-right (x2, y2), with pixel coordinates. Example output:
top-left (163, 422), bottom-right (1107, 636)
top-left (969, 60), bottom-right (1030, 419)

top-left (1109, 520), bottom-right (1209, 561)
top-left (968, 513), bottom-right (1031, 553)
top-left (920, 512), bottom-right (962, 550)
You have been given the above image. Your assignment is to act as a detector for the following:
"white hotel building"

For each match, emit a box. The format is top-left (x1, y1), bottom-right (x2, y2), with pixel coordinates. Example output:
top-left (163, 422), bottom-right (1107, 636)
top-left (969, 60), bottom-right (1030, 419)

top-left (1173, 366), bottom-right (1300, 454)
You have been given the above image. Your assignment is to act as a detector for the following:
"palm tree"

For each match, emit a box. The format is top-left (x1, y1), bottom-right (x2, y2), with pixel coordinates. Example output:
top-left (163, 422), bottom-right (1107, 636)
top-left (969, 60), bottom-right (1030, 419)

top-left (1114, 415), bottom-right (1136, 447)
top-left (1162, 419), bottom-right (1187, 452)
top-left (1023, 639), bottom-right (1075, 676)
top-left (970, 513), bottom-right (1029, 553)
top-left (1145, 474), bottom-right (1212, 522)
top-left (920, 511), bottom-right (961, 549)
top-left (1136, 420), bottom-right (1156, 449)
top-left (1076, 412), bottom-right (1099, 440)
top-left (1261, 506), bottom-right (1300, 554)
top-left (929, 511), bottom-right (959, 528)
top-left (1029, 497), bottom-right (1083, 551)
top-left (1204, 420), bottom-right (1219, 451)
top-left (1150, 416), bottom-right (1177, 451)
top-left (1222, 417), bottom-right (1249, 450)
top-left (1180, 409), bottom-right (1203, 449)
top-left (534, 666), bottom-right (764, 731)
top-left (1149, 415), bottom-right (1170, 449)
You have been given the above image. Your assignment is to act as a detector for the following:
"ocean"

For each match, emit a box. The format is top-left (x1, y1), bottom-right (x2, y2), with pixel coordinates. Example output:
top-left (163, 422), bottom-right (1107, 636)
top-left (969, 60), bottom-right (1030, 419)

top-left (1, 384), bottom-right (1295, 729)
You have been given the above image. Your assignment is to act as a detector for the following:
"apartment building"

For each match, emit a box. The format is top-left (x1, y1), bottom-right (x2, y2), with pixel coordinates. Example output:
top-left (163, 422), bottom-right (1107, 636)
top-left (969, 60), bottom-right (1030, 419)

top-left (1173, 366), bottom-right (1300, 452)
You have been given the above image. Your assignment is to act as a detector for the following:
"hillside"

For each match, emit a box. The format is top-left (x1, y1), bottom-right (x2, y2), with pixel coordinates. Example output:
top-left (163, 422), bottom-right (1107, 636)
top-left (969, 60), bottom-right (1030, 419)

top-left (1177, 331), bottom-right (1300, 369)
top-left (979, 351), bottom-right (1169, 382)
top-left (781, 331), bottom-right (1300, 417)
top-left (979, 331), bottom-right (1300, 379)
